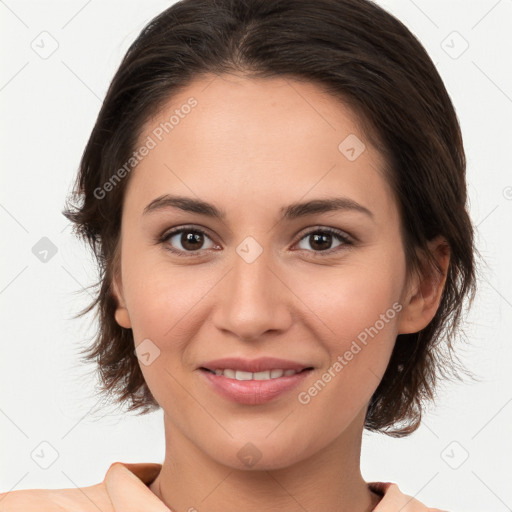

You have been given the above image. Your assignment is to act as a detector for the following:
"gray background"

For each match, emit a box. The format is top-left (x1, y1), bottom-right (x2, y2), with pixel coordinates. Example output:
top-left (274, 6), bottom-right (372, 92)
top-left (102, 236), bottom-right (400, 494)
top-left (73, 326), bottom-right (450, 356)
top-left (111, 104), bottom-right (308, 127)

top-left (1, 1), bottom-right (511, 511)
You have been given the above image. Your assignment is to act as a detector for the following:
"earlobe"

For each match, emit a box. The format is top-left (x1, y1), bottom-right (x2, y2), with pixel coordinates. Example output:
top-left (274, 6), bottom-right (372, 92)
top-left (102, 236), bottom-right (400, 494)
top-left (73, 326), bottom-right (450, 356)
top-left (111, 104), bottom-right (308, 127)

top-left (112, 277), bottom-right (132, 329)
top-left (114, 308), bottom-right (132, 329)
top-left (397, 236), bottom-right (450, 335)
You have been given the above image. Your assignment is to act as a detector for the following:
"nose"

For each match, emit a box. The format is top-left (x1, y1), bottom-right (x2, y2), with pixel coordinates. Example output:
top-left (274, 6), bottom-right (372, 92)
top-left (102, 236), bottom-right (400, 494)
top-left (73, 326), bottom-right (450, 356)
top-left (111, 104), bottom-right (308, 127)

top-left (211, 247), bottom-right (292, 341)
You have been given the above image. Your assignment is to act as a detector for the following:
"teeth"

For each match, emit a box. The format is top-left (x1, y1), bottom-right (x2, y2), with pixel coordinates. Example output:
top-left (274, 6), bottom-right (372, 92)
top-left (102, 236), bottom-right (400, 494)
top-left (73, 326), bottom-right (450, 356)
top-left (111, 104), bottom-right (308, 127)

top-left (236, 370), bottom-right (253, 381)
top-left (211, 368), bottom-right (300, 380)
top-left (253, 370), bottom-right (271, 379)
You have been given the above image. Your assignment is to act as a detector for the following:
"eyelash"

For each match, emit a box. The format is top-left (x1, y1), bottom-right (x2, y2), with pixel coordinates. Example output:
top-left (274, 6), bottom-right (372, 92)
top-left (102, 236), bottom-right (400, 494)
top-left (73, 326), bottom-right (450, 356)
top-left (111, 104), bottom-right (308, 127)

top-left (158, 225), bottom-right (354, 258)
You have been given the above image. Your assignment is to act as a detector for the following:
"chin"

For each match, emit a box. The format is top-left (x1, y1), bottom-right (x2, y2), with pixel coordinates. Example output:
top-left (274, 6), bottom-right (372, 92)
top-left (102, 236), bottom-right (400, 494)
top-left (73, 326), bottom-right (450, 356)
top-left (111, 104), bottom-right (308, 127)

top-left (204, 435), bottom-right (318, 472)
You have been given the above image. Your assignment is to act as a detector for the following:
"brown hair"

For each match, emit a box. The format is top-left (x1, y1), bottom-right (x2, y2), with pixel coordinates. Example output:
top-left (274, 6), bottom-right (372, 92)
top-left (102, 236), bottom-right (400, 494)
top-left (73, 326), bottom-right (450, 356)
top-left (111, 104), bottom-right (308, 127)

top-left (63, 0), bottom-right (477, 436)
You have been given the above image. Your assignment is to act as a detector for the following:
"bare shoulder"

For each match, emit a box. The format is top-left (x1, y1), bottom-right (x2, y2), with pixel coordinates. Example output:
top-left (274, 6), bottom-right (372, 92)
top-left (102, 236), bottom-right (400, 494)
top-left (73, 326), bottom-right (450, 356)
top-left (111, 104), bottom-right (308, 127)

top-left (0, 482), bottom-right (113, 512)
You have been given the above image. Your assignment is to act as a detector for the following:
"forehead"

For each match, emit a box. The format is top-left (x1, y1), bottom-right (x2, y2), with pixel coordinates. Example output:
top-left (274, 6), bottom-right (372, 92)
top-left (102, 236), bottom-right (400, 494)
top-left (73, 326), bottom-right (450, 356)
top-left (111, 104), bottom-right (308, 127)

top-left (124, 73), bottom-right (396, 225)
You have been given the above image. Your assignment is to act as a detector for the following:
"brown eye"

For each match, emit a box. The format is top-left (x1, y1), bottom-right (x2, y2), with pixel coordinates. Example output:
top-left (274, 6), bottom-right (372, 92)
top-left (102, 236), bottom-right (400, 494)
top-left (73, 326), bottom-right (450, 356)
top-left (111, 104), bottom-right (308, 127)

top-left (161, 227), bottom-right (217, 256)
top-left (296, 228), bottom-right (352, 254)
top-left (180, 231), bottom-right (205, 251)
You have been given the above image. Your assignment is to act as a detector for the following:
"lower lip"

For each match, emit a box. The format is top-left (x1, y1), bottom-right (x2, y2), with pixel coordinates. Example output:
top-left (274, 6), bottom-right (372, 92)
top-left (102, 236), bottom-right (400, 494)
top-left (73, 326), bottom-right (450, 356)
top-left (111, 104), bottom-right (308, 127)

top-left (200, 369), bottom-right (312, 405)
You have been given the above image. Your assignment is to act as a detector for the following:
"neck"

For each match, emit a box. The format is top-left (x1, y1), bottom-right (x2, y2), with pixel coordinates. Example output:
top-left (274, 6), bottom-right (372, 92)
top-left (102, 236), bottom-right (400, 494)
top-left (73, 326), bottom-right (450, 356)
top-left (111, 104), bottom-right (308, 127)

top-left (149, 409), bottom-right (382, 512)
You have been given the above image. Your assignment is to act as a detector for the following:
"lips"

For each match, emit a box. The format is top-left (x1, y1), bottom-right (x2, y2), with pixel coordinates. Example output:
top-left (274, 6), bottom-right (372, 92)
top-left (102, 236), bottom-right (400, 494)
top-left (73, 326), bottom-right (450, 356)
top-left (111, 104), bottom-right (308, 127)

top-left (198, 357), bottom-right (314, 404)
top-left (206, 368), bottom-right (304, 381)
top-left (199, 356), bottom-right (313, 373)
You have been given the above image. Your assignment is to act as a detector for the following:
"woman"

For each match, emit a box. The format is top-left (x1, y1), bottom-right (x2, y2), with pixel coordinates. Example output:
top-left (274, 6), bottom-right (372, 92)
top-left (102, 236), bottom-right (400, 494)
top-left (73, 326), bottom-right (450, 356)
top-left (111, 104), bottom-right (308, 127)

top-left (0, 0), bottom-right (475, 510)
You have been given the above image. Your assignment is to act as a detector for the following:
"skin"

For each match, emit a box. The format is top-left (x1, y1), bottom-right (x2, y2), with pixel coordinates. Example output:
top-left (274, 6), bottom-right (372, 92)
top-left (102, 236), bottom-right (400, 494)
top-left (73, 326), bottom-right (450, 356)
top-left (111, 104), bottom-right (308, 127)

top-left (112, 73), bottom-right (449, 512)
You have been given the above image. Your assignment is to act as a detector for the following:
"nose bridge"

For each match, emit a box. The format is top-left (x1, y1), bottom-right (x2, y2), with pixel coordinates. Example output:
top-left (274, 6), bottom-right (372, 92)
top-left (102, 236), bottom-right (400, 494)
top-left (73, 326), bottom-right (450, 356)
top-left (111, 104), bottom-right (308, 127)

top-left (232, 243), bottom-right (272, 297)
top-left (212, 238), bottom-right (291, 339)
top-left (231, 239), bottom-right (278, 308)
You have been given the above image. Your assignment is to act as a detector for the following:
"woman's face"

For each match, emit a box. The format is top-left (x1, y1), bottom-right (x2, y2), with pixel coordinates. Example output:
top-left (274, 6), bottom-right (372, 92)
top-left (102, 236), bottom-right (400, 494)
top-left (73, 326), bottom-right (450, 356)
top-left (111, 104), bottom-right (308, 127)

top-left (113, 73), bottom-right (420, 469)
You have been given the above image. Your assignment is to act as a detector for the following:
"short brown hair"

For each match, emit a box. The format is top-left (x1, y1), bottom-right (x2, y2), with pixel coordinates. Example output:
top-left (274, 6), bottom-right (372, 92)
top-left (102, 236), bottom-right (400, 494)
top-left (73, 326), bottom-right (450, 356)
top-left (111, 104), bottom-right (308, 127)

top-left (63, 0), bottom-right (477, 436)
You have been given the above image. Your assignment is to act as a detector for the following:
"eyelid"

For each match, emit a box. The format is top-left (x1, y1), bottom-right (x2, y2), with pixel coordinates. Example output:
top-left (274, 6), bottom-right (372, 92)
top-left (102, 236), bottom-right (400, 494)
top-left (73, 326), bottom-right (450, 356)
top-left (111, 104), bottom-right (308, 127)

top-left (158, 224), bottom-right (355, 257)
top-left (158, 225), bottom-right (219, 257)
top-left (295, 225), bottom-right (354, 244)
top-left (292, 226), bottom-right (354, 256)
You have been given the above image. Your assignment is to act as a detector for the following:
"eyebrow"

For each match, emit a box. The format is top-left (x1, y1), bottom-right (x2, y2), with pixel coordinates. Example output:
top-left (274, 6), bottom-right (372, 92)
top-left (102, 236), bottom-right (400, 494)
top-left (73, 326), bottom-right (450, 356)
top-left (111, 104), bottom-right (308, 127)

top-left (143, 194), bottom-right (374, 220)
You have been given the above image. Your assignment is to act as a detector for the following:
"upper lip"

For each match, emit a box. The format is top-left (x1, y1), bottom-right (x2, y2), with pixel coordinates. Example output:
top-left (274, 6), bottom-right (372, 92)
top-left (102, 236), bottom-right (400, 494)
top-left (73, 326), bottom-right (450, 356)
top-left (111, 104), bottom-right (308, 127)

top-left (199, 357), bottom-right (313, 373)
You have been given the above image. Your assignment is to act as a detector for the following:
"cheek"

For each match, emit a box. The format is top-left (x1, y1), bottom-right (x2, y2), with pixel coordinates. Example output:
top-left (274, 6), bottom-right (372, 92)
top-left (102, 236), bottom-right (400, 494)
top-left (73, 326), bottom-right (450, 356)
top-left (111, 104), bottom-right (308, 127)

top-left (293, 269), bottom-right (403, 430)
top-left (296, 256), bottom-right (404, 336)
top-left (291, 251), bottom-right (405, 382)
top-left (122, 253), bottom-right (216, 343)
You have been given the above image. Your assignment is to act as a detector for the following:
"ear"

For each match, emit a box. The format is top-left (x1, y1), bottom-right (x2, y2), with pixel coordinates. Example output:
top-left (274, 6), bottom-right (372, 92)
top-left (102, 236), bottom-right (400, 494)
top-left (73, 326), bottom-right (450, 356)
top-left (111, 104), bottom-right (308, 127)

top-left (112, 274), bottom-right (132, 329)
top-left (397, 236), bottom-right (450, 335)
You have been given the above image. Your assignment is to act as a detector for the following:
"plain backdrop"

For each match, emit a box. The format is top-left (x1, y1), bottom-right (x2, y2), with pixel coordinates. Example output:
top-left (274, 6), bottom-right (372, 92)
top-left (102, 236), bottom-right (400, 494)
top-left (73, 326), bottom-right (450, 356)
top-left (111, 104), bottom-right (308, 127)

top-left (1, 1), bottom-right (511, 511)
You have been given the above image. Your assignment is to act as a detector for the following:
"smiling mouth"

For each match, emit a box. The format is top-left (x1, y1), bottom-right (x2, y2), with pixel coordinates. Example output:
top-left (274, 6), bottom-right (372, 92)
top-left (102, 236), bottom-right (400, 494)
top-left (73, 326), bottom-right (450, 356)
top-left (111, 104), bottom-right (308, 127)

top-left (200, 367), bottom-right (313, 381)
